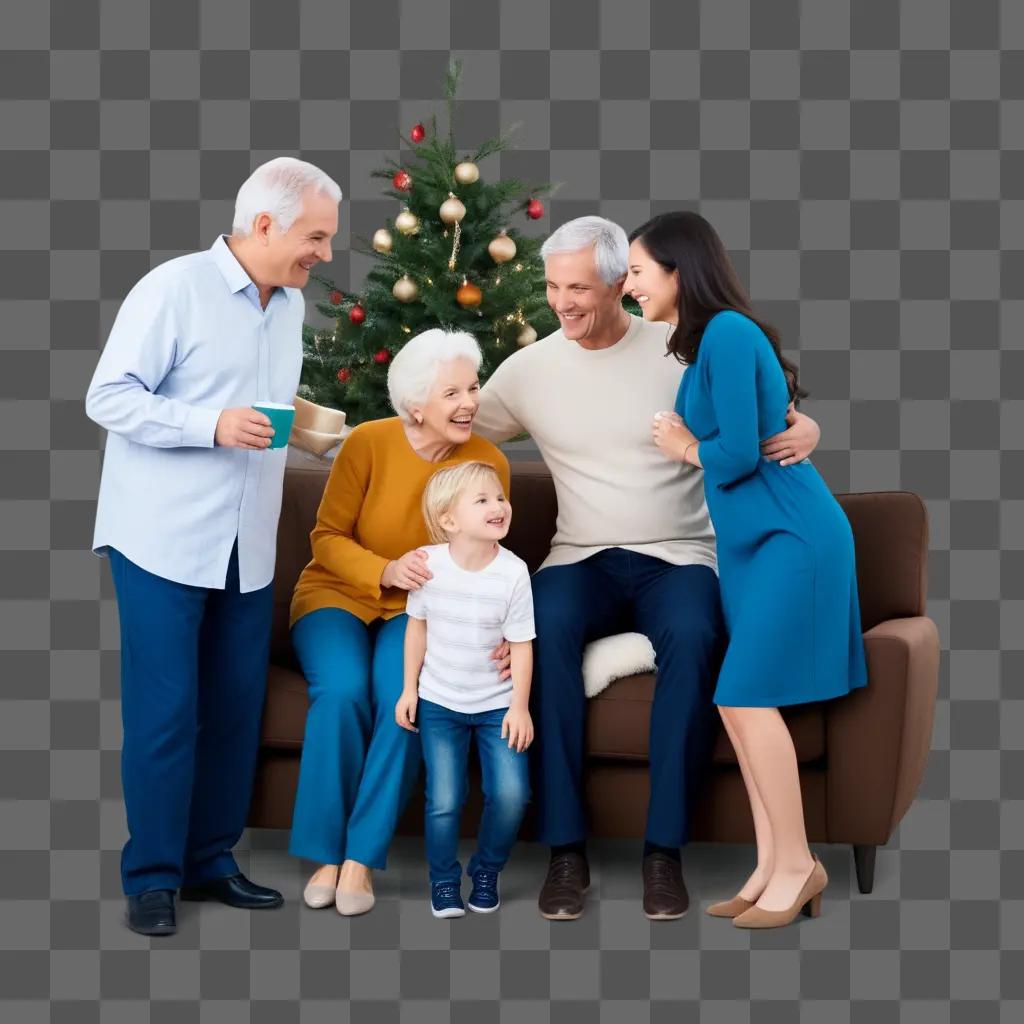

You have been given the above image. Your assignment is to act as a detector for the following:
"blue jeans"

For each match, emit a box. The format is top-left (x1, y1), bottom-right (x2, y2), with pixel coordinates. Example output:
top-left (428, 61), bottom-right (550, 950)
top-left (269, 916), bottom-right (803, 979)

top-left (107, 542), bottom-right (273, 895)
top-left (530, 548), bottom-right (726, 848)
top-left (418, 698), bottom-right (531, 885)
top-left (289, 608), bottom-right (421, 869)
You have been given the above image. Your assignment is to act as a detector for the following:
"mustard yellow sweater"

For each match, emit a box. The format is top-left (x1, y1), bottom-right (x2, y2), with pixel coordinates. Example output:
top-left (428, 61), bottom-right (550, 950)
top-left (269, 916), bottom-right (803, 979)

top-left (290, 416), bottom-right (511, 627)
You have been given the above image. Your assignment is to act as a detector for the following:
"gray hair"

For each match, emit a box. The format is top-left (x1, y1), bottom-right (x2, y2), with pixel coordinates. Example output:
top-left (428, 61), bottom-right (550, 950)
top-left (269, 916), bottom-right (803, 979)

top-left (387, 328), bottom-right (483, 424)
top-left (540, 215), bottom-right (629, 285)
top-left (232, 157), bottom-right (342, 235)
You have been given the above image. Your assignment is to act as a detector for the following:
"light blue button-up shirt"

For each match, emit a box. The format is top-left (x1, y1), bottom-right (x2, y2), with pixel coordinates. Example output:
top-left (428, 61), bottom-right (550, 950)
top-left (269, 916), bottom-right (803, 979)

top-left (87, 235), bottom-right (305, 592)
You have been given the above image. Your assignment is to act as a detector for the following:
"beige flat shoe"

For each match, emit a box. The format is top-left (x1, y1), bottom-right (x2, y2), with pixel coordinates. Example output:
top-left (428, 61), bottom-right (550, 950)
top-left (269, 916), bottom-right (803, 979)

top-left (335, 886), bottom-right (375, 916)
top-left (733, 856), bottom-right (828, 930)
top-left (706, 895), bottom-right (756, 918)
top-left (303, 866), bottom-right (340, 909)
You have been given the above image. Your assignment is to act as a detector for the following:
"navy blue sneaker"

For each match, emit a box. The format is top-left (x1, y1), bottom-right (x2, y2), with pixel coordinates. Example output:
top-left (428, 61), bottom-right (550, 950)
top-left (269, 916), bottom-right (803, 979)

top-left (468, 869), bottom-right (500, 913)
top-left (430, 880), bottom-right (465, 918)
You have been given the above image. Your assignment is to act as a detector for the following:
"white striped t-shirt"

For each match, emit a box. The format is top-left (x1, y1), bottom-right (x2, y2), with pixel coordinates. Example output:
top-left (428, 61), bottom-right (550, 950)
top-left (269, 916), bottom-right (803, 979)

top-left (405, 543), bottom-right (536, 714)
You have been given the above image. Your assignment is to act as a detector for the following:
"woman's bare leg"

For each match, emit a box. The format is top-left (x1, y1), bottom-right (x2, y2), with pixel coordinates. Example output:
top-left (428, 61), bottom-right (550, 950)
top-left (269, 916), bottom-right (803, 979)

top-left (718, 706), bottom-right (774, 901)
top-left (725, 706), bottom-right (817, 911)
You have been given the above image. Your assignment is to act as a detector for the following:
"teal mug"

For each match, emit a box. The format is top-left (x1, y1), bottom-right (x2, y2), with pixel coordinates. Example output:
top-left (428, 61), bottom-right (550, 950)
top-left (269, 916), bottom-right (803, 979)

top-left (251, 402), bottom-right (295, 450)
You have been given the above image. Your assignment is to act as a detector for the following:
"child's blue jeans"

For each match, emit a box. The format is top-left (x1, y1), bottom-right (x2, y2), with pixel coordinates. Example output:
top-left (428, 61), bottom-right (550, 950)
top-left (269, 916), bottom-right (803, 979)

top-left (418, 698), bottom-right (531, 885)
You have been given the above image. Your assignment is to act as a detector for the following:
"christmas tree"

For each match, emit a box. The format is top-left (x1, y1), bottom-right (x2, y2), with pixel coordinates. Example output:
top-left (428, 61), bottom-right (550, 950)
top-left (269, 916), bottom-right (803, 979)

top-left (300, 59), bottom-right (560, 425)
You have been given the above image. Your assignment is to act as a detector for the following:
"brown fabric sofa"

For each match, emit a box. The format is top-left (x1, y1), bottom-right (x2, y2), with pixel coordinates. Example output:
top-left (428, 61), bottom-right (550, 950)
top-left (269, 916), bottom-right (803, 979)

top-left (248, 460), bottom-right (940, 894)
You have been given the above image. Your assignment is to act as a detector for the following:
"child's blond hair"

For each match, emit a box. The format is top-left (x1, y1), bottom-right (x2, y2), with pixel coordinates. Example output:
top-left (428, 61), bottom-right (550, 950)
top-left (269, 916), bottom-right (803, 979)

top-left (421, 461), bottom-right (505, 544)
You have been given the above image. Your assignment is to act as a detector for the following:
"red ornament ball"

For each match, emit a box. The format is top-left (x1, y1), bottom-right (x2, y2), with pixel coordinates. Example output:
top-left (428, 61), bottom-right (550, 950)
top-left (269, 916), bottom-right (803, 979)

top-left (329, 290), bottom-right (343, 304)
top-left (526, 198), bottom-right (544, 220)
top-left (349, 304), bottom-right (366, 325)
top-left (392, 170), bottom-right (412, 191)
top-left (410, 123), bottom-right (425, 143)
top-left (373, 349), bottom-right (390, 365)
top-left (337, 368), bottom-right (351, 383)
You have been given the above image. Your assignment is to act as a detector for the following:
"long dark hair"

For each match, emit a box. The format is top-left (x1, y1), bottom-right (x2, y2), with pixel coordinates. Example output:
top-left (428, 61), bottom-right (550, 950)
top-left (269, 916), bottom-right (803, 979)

top-left (628, 211), bottom-right (807, 402)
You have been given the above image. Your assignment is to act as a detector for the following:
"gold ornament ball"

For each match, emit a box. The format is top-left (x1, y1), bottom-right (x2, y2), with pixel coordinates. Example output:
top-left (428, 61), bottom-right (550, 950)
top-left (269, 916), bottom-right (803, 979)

top-left (440, 195), bottom-right (467, 225)
top-left (456, 280), bottom-right (483, 308)
top-left (454, 161), bottom-right (480, 185)
top-left (392, 275), bottom-right (419, 303)
top-left (372, 228), bottom-right (393, 253)
top-left (395, 207), bottom-right (420, 235)
top-left (488, 231), bottom-right (517, 264)
top-left (516, 322), bottom-right (538, 347)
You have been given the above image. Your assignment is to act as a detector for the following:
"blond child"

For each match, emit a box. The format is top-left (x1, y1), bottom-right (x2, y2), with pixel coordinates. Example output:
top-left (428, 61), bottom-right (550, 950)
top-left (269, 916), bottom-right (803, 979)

top-left (395, 461), bottom-right (535, 917)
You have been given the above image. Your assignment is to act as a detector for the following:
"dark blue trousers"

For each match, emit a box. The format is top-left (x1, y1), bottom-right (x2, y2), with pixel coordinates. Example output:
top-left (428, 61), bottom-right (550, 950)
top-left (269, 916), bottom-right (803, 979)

top-left (108, 543), bottom-right (273, 895)
top-left (530, 548), bottom-right (725, 848)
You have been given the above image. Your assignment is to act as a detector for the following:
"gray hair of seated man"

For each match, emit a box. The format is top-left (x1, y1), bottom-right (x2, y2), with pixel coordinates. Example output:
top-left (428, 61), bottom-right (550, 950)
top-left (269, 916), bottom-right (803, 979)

top-left (232, 156), bottom-right (342, 236)
top-left (387, 328), bottom-right (483, 425)
top-left (540, 215), bottom-right (630, 286)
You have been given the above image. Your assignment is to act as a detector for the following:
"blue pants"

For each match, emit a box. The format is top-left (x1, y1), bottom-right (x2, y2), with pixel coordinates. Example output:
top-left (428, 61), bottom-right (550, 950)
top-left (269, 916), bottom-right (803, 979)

top-left (108, 543), bottom-right (274, 896)
top-left (418, 698), bottom-right (530, 885)
top-left (531, 548), bottom-right (725, 848)
top-left (288, 608), bottom-right (421, 868)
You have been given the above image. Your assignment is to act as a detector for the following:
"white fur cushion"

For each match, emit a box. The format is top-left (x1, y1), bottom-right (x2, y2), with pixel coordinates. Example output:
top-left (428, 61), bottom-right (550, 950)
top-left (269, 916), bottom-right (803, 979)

top-left (581, 632), bottom-right (657, 698)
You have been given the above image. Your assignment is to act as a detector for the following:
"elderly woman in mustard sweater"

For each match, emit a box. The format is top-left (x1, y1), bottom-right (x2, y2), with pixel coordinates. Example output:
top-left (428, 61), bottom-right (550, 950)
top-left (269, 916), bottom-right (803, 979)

top-left (289, 329), bottom-right (511, 915)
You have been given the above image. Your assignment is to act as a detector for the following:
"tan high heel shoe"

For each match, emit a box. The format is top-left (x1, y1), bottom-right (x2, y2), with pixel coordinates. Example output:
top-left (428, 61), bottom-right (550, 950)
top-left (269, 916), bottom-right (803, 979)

top-left (303, 865), bottom-right (340, 909)
top-left (732, 856), bottom-right (827, 929)
top-left (706, 894), bottom-right (757, 918)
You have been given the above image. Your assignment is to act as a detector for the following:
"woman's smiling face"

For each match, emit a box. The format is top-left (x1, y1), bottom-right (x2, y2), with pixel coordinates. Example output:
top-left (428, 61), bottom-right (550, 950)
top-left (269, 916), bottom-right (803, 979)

top-left (626, 239), bottom-right (679, 324)
top-left (412, 357), bottom-right (480, 445)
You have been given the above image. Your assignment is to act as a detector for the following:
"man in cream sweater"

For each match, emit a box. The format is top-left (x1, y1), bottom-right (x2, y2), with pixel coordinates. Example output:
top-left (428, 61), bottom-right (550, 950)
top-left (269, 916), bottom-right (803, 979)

top-left (473, 216), bottom-right (821, 920)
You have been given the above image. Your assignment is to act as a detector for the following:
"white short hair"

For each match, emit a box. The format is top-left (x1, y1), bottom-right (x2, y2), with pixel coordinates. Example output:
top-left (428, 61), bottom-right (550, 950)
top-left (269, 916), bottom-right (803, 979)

top-left (387, 328), bottom-right (483, 424)
top-left (540, 215), bottom-right (629, 285)
top-left (232, 157), bottom-right (342, 235)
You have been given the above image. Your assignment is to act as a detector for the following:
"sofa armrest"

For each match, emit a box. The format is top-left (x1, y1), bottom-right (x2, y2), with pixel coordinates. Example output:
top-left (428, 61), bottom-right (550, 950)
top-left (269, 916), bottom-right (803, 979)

top-left (824, 616), bottom-right (940, 845)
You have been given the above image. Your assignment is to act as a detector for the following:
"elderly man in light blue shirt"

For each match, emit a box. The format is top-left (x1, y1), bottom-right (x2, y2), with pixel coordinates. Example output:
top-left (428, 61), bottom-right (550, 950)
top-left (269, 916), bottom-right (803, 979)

top-left (87, 157), bottom-right (341, 936)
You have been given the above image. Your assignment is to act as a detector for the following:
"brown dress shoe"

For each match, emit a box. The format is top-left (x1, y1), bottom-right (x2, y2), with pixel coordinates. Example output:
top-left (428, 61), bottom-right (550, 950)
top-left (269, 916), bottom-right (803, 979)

top-left (538, 852), bottom-right (590, 920)
top-left (642, 853), bottom-right (689, 920)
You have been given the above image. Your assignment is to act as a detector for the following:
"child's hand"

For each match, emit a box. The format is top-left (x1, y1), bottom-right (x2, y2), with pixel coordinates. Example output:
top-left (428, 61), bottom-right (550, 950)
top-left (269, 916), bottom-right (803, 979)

top-left (395, 691), bottom-right (419, 733)
top-left (501, 706), bottom-right (534, 752)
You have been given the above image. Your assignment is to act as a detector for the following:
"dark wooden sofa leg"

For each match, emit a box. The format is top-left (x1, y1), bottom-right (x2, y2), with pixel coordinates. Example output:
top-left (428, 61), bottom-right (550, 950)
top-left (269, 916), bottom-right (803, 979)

top-left (853, 844), bottom-right (876, 894)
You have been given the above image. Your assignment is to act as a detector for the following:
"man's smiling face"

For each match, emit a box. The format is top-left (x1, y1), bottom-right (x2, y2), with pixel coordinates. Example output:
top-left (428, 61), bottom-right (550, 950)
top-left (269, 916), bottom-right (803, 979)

top-left (268, 189), bottom-right (339, 288)
top-left (544, 246), bottom-right (627, 345)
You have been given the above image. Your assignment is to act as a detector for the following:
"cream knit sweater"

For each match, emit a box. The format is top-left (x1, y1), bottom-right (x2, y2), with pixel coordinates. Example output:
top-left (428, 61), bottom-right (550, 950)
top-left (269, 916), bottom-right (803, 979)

top-left (475, 314), bottom-right (718, 573)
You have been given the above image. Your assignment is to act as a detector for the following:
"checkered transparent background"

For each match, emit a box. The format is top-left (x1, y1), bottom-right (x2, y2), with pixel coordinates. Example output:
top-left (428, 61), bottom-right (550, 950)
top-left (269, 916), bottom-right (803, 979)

top-left (1, 0), bottom-right (1021, 1020)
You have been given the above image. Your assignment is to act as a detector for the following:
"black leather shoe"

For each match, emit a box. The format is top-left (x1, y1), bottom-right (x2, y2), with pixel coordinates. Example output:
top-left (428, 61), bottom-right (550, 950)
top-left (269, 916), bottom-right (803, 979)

top-left (179, 873), bottom-right (283, 909)
top-left (538, 852), bottom-right (590, 920)
top-left (642, 853), bottom-right (689, 920)
top-left (126, 890), bottom-right (176, 936)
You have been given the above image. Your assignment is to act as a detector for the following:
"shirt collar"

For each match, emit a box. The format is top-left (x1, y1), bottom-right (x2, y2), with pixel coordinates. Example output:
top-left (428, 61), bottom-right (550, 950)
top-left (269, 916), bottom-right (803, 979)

top-left (210, 234), bottom-right (258, 295)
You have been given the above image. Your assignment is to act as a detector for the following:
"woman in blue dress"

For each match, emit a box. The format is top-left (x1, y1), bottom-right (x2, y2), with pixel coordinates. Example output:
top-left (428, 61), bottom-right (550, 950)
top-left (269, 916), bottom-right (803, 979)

top-left (626, 211), bottom-right (868, 929)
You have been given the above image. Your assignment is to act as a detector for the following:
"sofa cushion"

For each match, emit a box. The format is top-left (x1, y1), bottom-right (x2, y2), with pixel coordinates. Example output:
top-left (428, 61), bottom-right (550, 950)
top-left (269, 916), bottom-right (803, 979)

top-left (261, 663), bottom-right (826, 765)
top-left (260, 663), bottom-right (310, 750)
top-left (587, 673), bottom-right (826, 765)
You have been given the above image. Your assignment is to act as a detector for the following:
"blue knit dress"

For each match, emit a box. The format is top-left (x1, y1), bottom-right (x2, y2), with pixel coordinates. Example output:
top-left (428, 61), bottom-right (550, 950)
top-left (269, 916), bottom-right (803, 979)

top-left (676, 310), bottom-right (868, 707)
